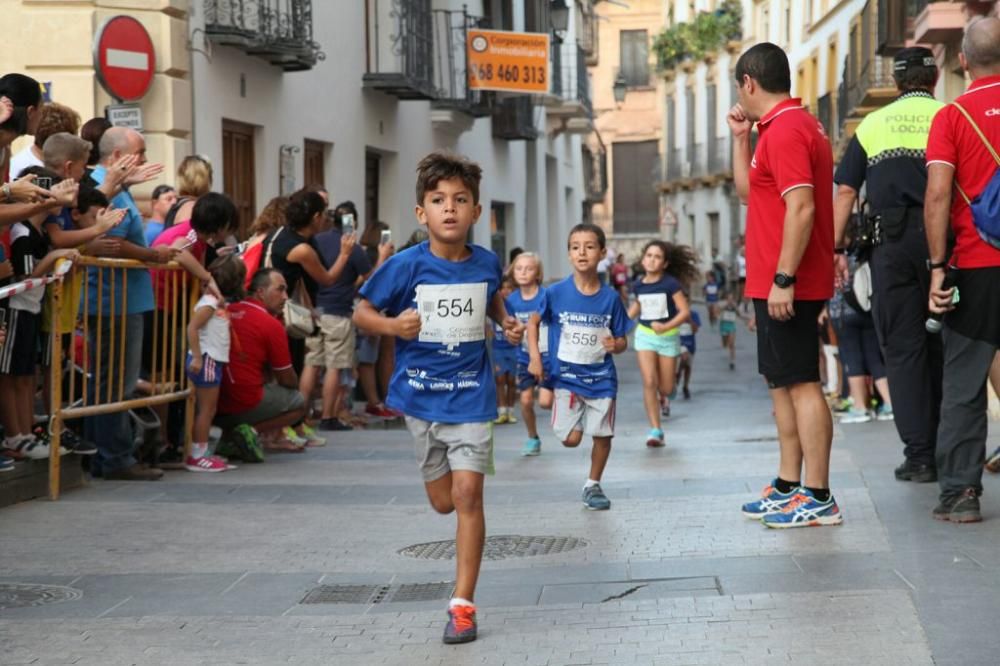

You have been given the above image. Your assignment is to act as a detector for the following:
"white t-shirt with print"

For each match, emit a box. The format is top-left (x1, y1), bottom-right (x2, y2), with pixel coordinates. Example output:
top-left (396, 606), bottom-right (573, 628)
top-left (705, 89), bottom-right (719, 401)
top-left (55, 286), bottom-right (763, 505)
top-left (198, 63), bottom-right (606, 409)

top-left (195, 294), bottom-right (231, 363)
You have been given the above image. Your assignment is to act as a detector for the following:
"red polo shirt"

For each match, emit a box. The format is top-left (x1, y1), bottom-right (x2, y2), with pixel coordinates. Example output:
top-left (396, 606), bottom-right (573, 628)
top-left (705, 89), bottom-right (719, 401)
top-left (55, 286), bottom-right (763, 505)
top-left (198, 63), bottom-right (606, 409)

top-left (745, 98), bottom-right (834, 301)
top-left (926, 75), bottom-right (1000, 269)
top-left (217, 298), bottom-right (293, 415)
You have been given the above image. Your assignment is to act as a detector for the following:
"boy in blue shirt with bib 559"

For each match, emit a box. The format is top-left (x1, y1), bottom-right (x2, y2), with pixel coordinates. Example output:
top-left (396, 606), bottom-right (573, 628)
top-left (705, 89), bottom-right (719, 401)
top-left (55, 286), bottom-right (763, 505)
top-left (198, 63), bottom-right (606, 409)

top-left (527, 223), bottom-right (633, 510)
top-left (354, 152), bottom-right (523, 645)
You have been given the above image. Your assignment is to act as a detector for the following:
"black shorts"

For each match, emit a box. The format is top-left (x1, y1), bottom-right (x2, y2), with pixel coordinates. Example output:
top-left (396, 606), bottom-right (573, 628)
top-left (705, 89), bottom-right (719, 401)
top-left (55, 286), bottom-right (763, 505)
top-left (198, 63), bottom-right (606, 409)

top-left (0, 308), bottom-right (39, 376)
top-left (753, 299), bottom-right (824, 389)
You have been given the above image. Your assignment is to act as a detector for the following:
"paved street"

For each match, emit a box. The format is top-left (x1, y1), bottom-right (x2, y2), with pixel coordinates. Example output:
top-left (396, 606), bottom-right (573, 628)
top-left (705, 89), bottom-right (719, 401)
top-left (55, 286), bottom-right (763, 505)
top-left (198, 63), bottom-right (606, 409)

top-left (2, 309), bottom-right (999, 665)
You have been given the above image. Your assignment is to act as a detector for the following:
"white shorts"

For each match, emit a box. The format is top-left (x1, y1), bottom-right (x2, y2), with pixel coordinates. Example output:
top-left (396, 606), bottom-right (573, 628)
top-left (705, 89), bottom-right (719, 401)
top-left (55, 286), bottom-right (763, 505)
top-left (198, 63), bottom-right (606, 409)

top-left (551, 388), bottom-right (616, 441)
top-left (404, 417), bottom-right (494, 482)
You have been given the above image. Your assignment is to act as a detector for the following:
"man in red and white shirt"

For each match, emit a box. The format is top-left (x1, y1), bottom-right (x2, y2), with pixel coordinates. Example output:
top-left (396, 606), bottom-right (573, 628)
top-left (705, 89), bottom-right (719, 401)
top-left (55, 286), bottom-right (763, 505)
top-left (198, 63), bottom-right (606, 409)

top-left (924, 16), bottom-right (1000, 523)
top-left (215, 267), bottom-right (307, 438)
top-left (728, 43), bottom-right (840, 528)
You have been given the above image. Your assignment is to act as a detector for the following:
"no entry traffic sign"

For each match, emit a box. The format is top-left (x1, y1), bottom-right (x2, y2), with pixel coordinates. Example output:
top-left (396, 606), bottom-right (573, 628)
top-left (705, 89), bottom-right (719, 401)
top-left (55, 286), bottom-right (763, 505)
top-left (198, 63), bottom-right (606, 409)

top-left (93, 15), bottom-right (156, 101)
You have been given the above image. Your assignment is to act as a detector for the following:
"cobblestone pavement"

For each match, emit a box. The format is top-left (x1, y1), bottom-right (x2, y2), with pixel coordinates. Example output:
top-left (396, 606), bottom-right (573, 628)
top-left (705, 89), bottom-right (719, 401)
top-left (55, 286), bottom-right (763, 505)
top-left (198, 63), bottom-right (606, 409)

top-left (2, 309), bottom-right (998, 665)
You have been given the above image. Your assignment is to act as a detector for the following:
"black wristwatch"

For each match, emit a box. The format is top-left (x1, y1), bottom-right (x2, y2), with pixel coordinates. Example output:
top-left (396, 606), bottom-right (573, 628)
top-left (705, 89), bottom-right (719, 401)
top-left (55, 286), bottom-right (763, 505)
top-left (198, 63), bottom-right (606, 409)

top-left (773, 272), bottom-right (797, 288)
top-left (834, 247), bottom-right (848, 255)
top-left (926, 259), bottom-right (948, 271)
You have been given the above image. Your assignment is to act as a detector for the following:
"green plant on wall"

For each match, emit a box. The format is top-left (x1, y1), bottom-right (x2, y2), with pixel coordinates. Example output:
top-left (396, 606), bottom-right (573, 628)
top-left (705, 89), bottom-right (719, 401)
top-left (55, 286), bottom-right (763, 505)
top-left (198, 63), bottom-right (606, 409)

top-left (653, 0), bottom-right (743, 72)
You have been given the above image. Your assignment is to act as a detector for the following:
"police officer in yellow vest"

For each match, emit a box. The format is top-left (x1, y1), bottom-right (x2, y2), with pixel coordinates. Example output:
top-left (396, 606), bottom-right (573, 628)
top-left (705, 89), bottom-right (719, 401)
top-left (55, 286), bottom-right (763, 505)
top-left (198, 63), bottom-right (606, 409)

top-left (833, 47), bottom-right (944, 484)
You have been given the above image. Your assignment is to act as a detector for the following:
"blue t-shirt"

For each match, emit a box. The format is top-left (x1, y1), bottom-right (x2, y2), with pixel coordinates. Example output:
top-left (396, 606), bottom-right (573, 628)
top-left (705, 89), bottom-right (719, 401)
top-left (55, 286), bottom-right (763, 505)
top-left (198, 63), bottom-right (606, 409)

top-left (632, 274), bottom-right (682, 327)
top-left (680, 310), bottom-right (701, 352)
top-left (507, 286), bottom-right (548, 364)
top-left (314, 229), bottom-right (373, 316)
top-left (85, 167), bottom-right (155, 315)
top-left (704, 282), bottom-right (720, 303)
top-left (145, 220), bottom-right (164, 246)
top-left (540, 276), bottom-right (634, 399)
top-left (358, 241), bottom-right (502, 424)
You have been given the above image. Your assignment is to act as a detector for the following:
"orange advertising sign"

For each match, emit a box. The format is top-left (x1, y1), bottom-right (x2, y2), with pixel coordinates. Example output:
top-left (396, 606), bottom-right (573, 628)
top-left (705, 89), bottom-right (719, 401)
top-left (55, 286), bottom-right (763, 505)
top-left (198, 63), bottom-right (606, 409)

top-left (467, 29), bottom-right (550, 94)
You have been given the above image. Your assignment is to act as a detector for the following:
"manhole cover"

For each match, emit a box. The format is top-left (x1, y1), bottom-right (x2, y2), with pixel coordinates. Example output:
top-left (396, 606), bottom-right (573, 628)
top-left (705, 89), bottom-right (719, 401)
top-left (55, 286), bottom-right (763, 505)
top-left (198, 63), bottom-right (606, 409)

top-left (300, 582), bottom-right (454, 605)
top-left (399, 535), bottom-right (587, 561)
top-left (0, 583), bottom-right (82, 609)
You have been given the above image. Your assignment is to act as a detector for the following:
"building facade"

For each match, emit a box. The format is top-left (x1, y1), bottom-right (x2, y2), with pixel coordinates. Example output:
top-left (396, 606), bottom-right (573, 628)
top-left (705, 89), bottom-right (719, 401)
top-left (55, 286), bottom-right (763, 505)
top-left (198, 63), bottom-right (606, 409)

top-left (586, 0), bottom-right (665, 262)
top-left (0, 0), bottom-right (593, 279)
top-left (190, 0), bottom-right (594, 279)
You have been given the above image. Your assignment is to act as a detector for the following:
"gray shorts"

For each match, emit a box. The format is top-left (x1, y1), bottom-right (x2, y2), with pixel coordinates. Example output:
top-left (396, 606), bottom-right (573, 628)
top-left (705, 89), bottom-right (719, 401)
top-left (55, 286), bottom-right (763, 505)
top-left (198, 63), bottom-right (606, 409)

top-left (551, 388), bottom-right (616, 441)
top-left (404, 417), bottom-right (494, 482)
top-left (215, 383), bottom-right (306, 431)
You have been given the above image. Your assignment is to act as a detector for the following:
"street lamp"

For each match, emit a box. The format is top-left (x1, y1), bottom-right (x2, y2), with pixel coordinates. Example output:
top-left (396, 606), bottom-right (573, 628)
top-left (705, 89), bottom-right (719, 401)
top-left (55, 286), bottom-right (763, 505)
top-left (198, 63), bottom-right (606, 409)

top-left (550, 0), bottom-right (570, 33)
top-left (613, 72), bottom-right (628, 103)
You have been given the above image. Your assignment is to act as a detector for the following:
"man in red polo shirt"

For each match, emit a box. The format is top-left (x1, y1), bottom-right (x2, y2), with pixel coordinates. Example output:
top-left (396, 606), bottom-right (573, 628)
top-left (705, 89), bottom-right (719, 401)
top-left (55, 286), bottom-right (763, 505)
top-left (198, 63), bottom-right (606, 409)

top-left (727, 43), bottom-right (840, 528)
top-left (215, 267), bottom-right (308, 456)
top-left (924, 16), bottom-right (1000, 524)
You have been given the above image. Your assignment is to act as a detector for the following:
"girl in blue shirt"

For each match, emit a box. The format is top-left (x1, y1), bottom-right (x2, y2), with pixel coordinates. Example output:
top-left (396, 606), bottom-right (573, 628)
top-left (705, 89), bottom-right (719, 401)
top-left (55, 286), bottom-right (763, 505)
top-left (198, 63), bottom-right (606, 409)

top-left (507, 252), bottom-right (551, 456)
top-left (626, 241), bottom-right (697, 447)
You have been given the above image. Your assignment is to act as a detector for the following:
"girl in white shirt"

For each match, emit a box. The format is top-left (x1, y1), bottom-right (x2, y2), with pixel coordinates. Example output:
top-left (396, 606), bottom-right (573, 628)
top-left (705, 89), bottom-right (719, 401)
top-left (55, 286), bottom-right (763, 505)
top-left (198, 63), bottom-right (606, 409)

top-left (184, 255), bottom-right (246, 472)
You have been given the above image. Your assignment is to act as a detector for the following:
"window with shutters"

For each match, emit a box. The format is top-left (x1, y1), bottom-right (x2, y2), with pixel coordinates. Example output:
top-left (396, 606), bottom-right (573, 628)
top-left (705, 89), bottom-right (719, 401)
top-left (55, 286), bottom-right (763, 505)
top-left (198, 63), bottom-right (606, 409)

top-left (685, 89), bottom-right (695, 157)
top-left (612, 141), bottom-right (659, 234)
top-left (619, 30), bottom-right (649, 87)
top-left (222, 119), bottom-right (256, 239)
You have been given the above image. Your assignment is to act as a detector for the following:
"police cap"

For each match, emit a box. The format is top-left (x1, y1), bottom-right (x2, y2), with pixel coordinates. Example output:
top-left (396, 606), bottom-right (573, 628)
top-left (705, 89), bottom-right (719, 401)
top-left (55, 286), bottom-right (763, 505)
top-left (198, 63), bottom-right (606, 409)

top-left (893, 47), bottom-right (936, 73)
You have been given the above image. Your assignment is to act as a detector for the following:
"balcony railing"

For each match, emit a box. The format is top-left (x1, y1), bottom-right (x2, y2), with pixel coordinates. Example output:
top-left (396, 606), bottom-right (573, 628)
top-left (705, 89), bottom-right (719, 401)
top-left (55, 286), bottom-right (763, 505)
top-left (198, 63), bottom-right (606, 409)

top-left (689, 143), bottom-right (705, 178)
top-left (364, 0), bottom-right (436, 100)
top-left (877, 0), bottom-right (927, 55)
top-left (707, 136), bottom-right (730, 175)
top-left (843, 1), bottom-right (896, 118)
top-left (204, 0), bottom-right (324, 71)
top-left (666, 146), bottom-right (682, 182)
top-left (492, 97), bottom-right (538, 141)
top-left (431, 9), bottom-right (494, 117)
top-left (548, 42), bottom-right (593, 118)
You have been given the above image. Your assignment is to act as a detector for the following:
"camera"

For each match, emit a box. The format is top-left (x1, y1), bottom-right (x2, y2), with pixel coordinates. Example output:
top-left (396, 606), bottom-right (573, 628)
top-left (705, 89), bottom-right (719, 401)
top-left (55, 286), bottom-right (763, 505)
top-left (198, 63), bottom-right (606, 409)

top-left (35, 176), bottom-right (52, 190)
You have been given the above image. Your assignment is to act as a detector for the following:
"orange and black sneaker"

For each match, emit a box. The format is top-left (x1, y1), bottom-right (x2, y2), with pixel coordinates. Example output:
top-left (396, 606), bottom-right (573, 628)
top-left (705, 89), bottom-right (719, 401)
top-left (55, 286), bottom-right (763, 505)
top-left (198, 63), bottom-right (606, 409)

top-left (443, 603), bottom-right (477, 644)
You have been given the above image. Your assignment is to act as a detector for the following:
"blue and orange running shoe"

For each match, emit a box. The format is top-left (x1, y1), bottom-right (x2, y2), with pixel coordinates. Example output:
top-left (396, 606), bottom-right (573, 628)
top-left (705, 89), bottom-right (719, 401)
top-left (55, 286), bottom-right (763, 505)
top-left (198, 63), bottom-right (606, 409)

top-left (761, 488), bottom-right (843, 529)
top-left (741, 480), bottom-right (800, 519)
top-left (443, 603), bottom-right (477, 644)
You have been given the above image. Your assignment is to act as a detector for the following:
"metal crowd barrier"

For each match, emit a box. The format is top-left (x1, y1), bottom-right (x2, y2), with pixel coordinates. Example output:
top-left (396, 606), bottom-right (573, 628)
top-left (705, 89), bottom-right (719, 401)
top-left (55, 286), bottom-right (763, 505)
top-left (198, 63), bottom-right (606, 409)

top-left (47, 256), bottom-right (198, 499)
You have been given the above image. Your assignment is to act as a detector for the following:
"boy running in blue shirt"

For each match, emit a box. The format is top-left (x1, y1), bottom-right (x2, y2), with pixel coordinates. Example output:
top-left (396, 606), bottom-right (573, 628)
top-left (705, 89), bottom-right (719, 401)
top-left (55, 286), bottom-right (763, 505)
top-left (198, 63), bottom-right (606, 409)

top-left (354, 152), bottom-right (522, 645)
top-left (527, 223), bottom-right (633, 510)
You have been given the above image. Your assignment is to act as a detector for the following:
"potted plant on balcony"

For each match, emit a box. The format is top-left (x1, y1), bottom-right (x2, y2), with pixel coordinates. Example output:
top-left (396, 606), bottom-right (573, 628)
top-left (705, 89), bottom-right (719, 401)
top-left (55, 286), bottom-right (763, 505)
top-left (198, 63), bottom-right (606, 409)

top-left (653, 27), bottom-right (686, 79)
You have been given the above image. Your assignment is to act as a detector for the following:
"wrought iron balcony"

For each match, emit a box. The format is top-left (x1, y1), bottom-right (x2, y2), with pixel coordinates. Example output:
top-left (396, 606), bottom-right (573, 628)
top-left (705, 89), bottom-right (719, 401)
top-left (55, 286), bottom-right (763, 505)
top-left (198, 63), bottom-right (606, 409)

top-left (547, 42), bottom-right (593, 122)
top-left (430, 9), bottom-right (494, 118)
top-left (204, 0), bottom-right (324, 72)
top-left (707, 136), bottom-right (730, 175)
top-left (492, 96), bottom-right (538, 141)
top-left (877, 0), bottom-right (927, 55)
top-left (843, 1), bottom-right (896, 120)
top-left (364, 0), bottom-right (436, 100)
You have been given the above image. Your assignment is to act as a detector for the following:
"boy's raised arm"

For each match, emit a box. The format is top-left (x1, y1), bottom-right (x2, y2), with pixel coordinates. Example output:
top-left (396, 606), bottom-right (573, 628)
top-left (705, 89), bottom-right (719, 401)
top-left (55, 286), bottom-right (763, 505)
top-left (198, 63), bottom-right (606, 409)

top-left (354, 298), bottom-right (421, 340)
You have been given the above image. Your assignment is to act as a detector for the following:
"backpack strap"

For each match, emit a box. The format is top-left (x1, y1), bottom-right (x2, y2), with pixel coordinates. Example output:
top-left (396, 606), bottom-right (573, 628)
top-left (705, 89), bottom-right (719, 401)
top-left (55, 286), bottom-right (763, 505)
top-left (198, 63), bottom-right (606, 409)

top-left (263, 227), bottom-right (284, 269)
top-left (951, 101), bottom-right (1000, 204)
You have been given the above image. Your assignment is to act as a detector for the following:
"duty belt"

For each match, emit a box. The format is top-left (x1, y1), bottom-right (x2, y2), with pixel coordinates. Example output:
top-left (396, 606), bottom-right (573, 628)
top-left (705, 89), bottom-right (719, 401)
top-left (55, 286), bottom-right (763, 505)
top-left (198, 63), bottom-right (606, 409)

top-left (871, 206), bottom-right (923, 245)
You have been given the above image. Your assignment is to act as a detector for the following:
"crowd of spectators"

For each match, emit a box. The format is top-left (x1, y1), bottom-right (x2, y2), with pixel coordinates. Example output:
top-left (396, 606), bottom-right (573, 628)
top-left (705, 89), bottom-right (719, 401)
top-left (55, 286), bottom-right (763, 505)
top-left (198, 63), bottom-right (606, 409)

top-left (0, 72), bottom-right (402, 478)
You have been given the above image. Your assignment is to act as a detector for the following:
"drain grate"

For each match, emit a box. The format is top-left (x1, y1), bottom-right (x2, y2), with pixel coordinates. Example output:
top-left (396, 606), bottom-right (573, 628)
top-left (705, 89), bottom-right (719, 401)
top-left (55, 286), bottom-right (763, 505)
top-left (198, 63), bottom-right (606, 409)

top-left (300, 584), bottom-right (381, 605)
top-left (399, 535), bottom-right (587, 561)
top-left (300, 582), bottom-right (454, 605)
top-left (0, 583), bottom-right (83, 609)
